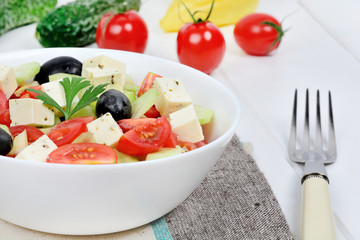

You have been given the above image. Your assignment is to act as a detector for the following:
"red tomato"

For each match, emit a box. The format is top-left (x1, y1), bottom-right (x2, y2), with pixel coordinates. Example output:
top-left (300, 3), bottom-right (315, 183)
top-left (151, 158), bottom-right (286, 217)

top-left (47, 119), bottom-right (88, 147)
top-left (144, 105), bottom-right (161, 118)
top-left (9, 125), bottom-right (44, 143)
top-left (163, 133), bottom-right (178, 148)
top-left (117, 118), bottom-right (156, 132)
top-left (48, 143), bottom-right (117, 164)
top-left (0, 89), bottom-right (8, 109)
top-left (19, 86), bottom-right (42, 99)
top-left (72, 116), bottom-right (95, 125)
top-left (179, 140), bottom-right (208, 152)
top-left (96, 10), bottom-right (148, 53)
top-left (138, 72), bottom-right (162, 97)
top-left (177, 21), bottom-right (225, 75)
top-left (234, 13), bottom-right (284, 56)
top-left (116, 117), bottom-right (171, 156)
top-left (0, 108), bottom-right (11, 127)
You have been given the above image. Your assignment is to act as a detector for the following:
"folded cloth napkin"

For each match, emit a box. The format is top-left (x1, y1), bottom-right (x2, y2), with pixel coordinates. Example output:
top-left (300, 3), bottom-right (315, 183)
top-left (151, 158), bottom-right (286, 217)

top-left (0, 135), bottom-right (294, 240)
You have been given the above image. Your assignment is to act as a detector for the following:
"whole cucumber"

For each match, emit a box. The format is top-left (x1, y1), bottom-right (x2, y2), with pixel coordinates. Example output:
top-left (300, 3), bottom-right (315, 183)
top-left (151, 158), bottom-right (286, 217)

top-left (0, 0), bottom-right (57, 36)
top-left (35, 0), bottom-right (141, 47)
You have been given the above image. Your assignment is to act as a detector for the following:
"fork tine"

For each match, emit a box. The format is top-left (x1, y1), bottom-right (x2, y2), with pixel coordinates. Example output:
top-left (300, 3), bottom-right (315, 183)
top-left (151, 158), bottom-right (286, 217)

top-left (289, 89), bottom-right (297, 156)
top-left (328, 91), bottom-right (337, 160)
top-left (315, 90), bottom-right (323, 156)
top-left (302, 89), bottom-right (310, 155)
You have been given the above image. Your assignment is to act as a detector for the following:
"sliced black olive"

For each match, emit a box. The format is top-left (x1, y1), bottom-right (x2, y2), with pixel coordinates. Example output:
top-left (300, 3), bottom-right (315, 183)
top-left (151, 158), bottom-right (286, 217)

top-left (0, 127), bottom-right (13, 156)
top-left (35, 56), bottom-right (82, 84)
top-left (96, 89), bottom-right (132, 121)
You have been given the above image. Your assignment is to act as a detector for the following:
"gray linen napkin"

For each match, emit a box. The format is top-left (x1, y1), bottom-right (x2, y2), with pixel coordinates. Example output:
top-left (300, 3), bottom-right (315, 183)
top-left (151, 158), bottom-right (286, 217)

top-left (163, 135), bottom-right (295, 240)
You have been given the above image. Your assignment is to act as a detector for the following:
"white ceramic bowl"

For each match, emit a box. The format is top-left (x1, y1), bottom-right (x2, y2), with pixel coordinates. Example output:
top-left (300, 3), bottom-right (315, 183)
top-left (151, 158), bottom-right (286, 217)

top-left (0, 48), bottom-right (240, 235)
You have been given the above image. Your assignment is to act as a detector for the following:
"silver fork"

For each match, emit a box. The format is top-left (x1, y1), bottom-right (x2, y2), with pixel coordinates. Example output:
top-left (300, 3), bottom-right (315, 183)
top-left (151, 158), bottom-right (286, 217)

top-left (289, 89), bottom-right (337, 240)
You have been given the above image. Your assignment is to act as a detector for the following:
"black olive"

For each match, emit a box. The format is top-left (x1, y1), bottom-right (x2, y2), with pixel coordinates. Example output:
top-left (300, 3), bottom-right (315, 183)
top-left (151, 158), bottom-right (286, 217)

top-left (0, 127), bottom-right (13, 156)
top-left (34, 56), bottom-right (82, 84)
top-left (96, 89), bottom-right (132, 121)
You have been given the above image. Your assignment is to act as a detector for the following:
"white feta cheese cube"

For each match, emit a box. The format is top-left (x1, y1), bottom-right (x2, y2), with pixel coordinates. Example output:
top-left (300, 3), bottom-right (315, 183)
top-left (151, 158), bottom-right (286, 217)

top-left (9, 98), bottom-right (55, 127)
top-left (41, 79), bottom-right (79, 108)
top-left (153, 78), bottom-right (192, 117)
top-left (82, 55), bottom-right (126, 85)
top-left (0, 65), bottom-right (18, 99)
top-left (86, 112), bottom-right (123, 147)
top-left (169, 104), bottom-right (204, 143)
top-left (85, 66), bottom-right (124, 92)
top-left (15, 135), bottom-right (57, 162)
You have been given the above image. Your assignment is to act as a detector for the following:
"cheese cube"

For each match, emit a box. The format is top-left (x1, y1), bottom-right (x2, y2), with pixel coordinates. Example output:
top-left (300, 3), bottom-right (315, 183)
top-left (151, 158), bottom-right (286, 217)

top-left (16, 135), bottom-right (57, 163)
top-left (85, 66), bottom-right (125, 92)
top-left (169, 104), bottom-right (204, 143)
top-left (153, 78), bottom-right (192, 117)
top-left (9, 98), bottom-right (55, 127)
top-left (41, 79), bottom-right (79, 108)
top-left (86, 112), bottom-right (123, 147)
top-left (0, 65), bottom-right (18, 99)
top-left (82, 55), bottom-right (126, 84)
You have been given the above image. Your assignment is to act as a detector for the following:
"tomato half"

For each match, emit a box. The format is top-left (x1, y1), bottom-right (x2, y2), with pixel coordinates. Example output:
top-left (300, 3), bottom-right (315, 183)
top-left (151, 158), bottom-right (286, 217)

top-left (0, 89), bottom-right (8, 109)
top-left (19, 86), bottom-right (42, 99)
top-left (234, 13), bottom-right (284, 56)
top-left (177, 21), bottom-right (225, 75)
top-left (163, 133), bottom-right (178, 148)
top-left (138, 72), bottom-right (162, 97)
top-left (116, 117), bottom-right (171, 156)
top-left (48, 143), bottom-right (117, 164)
top-left (9, 125), bottom-right (44, 143)
top-left (0, 109), bottom-right (11, 127)
top-left (179, 139), bottom-right (208, 152)
top-left (47, 118), bottom-right (88, 147)
top-left (96, 10), bottom-right (148, 53)
top-left (117, 118), bottom-right (156, 133)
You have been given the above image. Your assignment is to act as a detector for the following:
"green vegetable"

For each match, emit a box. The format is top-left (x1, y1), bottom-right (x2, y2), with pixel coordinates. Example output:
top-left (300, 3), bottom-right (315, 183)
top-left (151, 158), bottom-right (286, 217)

top-left (14, 62), bottom-right (41, 85)
top-left (28, 77), bottom-right (108, 120)
top-left (194, 105), bottom-right (214, 125)
top-left (131, 88), bottom-right (159, 119)
top-left (36, 0), bottom-right (141, 47)
top-left (0, 0), bottom-right (57, 36)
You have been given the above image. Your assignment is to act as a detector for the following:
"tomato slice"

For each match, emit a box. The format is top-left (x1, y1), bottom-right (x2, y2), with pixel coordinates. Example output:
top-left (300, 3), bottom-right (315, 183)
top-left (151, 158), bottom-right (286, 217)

top-left (117, 118), bottom-right (156, 133)
top-left (0, 89), bottom-right (8, 109)
top-left (47, 119), bottom-right (88, 147)
top-left (0, 109), bottom-right (11, 127)
top-left (144, 105), bottom-right (161, 118)
top-left (179, 140), bottom-right (208, 152)
top-left (48, 143), bottom-right (117, 164)
top-left (19, 85), bottom-right (42, 99)
top-left (71, 116), bottom-right (95, 125)
top-left (116, 117), bottom-right (171, 156)
top-left (163, 133), bottom-right (178, 148)
top-left (9, 125), bottom-right (44, 143)
top-left (138, 72), bottom-right (162, 97)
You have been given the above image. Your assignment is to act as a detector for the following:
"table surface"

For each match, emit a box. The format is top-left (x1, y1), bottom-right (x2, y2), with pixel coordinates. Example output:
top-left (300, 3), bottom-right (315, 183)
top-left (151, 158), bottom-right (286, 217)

top-left (0, 0), bottom-right (359, 239)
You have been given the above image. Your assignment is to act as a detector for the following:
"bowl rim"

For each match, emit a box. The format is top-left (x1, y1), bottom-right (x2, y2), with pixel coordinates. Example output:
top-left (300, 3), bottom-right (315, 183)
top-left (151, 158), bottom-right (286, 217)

top-left (0, 47), bottom-right (241, 169)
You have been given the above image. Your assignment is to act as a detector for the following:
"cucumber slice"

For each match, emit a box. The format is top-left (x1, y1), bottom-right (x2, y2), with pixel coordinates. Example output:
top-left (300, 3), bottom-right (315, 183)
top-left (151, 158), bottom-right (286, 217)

top-left (72, 132), bottom-right (96, 144)
top-left (115, 150), bottom-right (139, 163)
top-left (14, 62), bottom-right (41, 85)
top-left (49, 73), bottom-right (80, 82)
top-left (194, 105), bottom-right (214, 125)
top-left (131, 88), bottom-right (159, 119)
top-left (146, 146), bottom-right (185, 160)
top-left (124, 84), bottom-right (140, 94)
top-left (70, 105), bottom-right (96, 119)
top-left (124, 90), bottom-right (136, 103)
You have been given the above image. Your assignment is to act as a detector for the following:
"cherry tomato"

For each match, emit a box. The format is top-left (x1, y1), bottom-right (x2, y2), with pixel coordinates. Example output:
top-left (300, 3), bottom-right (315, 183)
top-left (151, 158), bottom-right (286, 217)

top-left (116, 117), bottom-right (171, 156)
top-left (177, 21), bottom-right (225, 75)
top-left (47, 118), bottom-right (88, 147)
top-left (9, 125), bottom-right (44, 143)
top-left (117, 118), bottom-right (156, 133)
top-left (138, 72), bottom-right (162, 97)
top-left (234, 13), bottom-right (284, 56)
top-left (48, 143), bottom-right (117, 164)
top-left (144, 105), bottom-right (161, 118)
top-left (163, 133), bottom-right (178, 148)
top-left (72, 116), bottom-right (95, 125)
top-left (0, 109), bottom-right (11, 127)
top-left (179, 140), bottom-right (208, 152)
top-left (19, 86), bottom-right (42, 99)
top-left (0, 89), bottom-right (8, 109)
top-left (96, 10), bottom-right (148, 53)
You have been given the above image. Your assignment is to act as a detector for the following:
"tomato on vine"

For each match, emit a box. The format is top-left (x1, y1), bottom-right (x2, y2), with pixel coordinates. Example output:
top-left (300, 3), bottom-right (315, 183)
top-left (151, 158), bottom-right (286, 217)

top-left (176, 0), bottom-right (225, 75)
top-left (234, 13), bottom-right (285, 56)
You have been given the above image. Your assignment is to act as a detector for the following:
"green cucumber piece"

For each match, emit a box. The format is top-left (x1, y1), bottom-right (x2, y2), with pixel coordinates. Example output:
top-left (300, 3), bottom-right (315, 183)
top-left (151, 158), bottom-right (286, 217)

top-left (49, 73), bottom-right (81, 82)
top-left (70, 105), bottom-right (96, 119)
top-left (146, 146), bottom-right (185, 161)
top-left (0, 0), bottom-right (57, 36)
top-left (124, 90), bottom-right (136, 103)
top-left (194, 105), bottom-right (214, 125)
top-left (35, 0), bottom-right (141, 47)
top-left (131, 88), bottom-right (159, 119)
top-left (115, 150), bottom-right (139, 163)
top-left (14, 62), bottom-right (41, 85)
top-left (124, 84), bottom-right (140, 94)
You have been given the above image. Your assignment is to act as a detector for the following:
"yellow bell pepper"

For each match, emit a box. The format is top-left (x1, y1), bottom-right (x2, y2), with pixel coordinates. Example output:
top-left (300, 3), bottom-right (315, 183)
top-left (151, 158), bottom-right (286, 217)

top-left (160, 0), bottom-right (259, 32)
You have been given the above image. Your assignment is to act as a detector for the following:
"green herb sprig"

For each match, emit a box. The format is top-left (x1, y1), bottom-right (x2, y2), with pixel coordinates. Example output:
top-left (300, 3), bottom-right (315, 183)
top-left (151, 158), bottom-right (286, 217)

top-left (28, 77), bottom-right (108, 120)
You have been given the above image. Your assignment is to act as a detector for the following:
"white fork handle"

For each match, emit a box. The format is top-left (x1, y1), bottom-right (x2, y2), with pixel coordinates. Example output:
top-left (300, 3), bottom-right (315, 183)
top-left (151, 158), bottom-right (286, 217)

top-left (301, 175), bottom-right (336, 240)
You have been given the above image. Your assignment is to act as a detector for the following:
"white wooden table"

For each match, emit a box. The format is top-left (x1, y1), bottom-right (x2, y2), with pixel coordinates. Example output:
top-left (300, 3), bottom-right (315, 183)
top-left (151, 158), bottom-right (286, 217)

top-left (0, 0), bottom-right (359, 239)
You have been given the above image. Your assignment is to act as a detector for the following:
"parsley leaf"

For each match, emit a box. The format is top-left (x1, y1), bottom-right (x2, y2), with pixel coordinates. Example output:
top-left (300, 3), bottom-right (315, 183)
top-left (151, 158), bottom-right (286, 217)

top-left (28, 77), bottom-right (108, 120)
